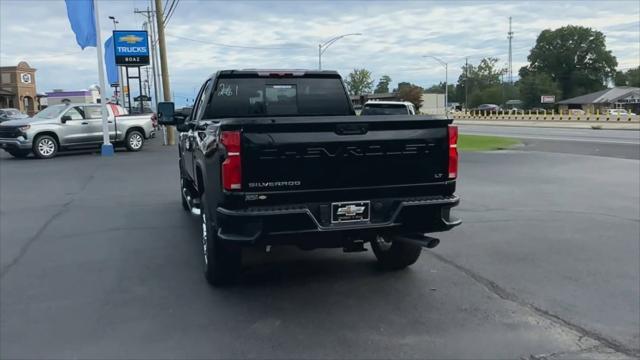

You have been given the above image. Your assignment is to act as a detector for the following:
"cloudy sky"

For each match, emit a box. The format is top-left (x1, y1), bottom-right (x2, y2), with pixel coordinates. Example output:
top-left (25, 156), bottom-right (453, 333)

top-left (1, 0), bottom-right (638, 106)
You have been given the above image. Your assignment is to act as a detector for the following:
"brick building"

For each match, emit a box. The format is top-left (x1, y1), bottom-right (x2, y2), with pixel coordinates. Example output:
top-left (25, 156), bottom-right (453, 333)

top-left (0, 61), bottom-right (40, 115)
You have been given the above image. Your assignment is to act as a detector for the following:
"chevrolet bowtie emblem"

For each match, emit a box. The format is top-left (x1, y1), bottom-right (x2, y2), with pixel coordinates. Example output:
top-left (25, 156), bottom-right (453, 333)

top-left (336, 205), bottom-right (365, 216)
top-left (119, 35), bottom-right (143, 44)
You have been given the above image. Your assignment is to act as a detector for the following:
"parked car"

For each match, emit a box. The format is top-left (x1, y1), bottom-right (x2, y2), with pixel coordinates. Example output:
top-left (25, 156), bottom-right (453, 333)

top-left (361, 101), bottom-right (416, 115)
top-left (158, 69), bottom-right (461, 286)
top-left (0, 108), bottom-right (28, 122)
top-left (474, 104), bottom-right (501, 112)
top-left (567, 109), bottom-right (586, 115)
top-left (607, 108), bottom-right (636, 116)
top-left (0, 103), bottom-right (155, 159)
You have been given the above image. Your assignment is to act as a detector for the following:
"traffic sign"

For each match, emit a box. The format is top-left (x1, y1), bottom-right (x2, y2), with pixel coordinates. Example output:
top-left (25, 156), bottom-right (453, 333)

top-left (540, 95), bottom-right (555, 104)
top-left (113, 30), bottom-right (150, 66)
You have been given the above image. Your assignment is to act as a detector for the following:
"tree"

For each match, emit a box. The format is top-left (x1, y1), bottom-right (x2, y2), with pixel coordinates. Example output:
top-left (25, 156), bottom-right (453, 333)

top-left (374, 75), bottom-right (392, 93)
top-left (522, 25), bottom-right (617, 99)
top-left (424, 82), bottom-right (458, 102)
top-left (395, 81), bottom-right (413, 92)
top-left (614, 71), bottom-right (628, 86)
top-left (627, 67), bottom-right (640, 87)
top-left (614, 67), bottom-right (640, 87)
top-left (397, 84), bottom-right (423, 110)
top-left (518, 72), bottom-right (561, 109)
top-left (344, 69), bottom-right (374, 95)
top-left (455, 57), bottom-right (505, 107)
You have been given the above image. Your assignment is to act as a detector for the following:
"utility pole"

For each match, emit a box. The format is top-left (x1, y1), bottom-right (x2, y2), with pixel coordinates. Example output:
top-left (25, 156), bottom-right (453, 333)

top-left (154, 0), bottom-right (175, 145)
top-left (465, 57), bottom-right (469, 111)
top-left (135, 7), bottom-right (160, 110)
top-left (508, 16), bottom-right (513, 85)
top-left (150, 0), bottom-right (162, 102)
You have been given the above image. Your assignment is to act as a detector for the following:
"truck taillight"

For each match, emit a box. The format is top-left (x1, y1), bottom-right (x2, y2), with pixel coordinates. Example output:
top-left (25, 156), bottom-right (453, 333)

top-left (221, 131), bottom-right (242, 190)
top-left (448, 125), bottom-right (458, 179)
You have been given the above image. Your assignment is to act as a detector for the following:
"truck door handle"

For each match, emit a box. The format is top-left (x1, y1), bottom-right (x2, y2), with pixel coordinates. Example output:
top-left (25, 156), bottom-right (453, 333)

top-left (108, 121), bottom-right (113, 123)
top-left (336, 123), bottom-right (368, 135)
top-left (81, 122), bottom-right (89, 125)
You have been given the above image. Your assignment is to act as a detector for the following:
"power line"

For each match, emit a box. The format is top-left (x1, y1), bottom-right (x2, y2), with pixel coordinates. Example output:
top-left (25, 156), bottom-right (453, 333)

top-left (164, 0), bottom-right (180, 26)
top-left (167, 34), bottom-right (311, 50)
top-left (163, 0), bottom-right (178, 26)
top-left (162, 0), bottom-right (174, 23)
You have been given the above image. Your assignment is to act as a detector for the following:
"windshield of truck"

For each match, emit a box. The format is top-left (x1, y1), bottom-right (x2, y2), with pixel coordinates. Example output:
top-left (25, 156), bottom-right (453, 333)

top-left (361, 103), bottom-right (408, 115)
top-left (33, 105), bottom-right (68, 119)
top-left (205, 76), bottom-right (352, 118)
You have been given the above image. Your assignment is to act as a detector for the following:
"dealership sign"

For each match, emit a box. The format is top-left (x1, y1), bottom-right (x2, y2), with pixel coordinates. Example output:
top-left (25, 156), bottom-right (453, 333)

top-left (540, 95), bottom-right (556, 103)
top-left (113, 30), bottom-right (149, 66)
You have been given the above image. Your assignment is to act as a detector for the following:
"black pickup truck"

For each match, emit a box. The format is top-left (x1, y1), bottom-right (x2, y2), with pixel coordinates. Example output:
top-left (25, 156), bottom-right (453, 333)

top-left (158, 69), bottom-right (460, 286)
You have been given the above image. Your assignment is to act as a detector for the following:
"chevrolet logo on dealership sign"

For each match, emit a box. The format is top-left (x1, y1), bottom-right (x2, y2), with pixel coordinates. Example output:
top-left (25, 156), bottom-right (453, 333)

top-left (119, 34), bottom-right (144, 44)
top-left (113, 30), bottom-right (150, 66)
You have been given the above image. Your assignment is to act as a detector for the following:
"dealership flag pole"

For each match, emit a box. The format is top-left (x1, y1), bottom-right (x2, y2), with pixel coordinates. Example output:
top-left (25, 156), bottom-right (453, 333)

top-left (93, 0), bottom-right (113, 156)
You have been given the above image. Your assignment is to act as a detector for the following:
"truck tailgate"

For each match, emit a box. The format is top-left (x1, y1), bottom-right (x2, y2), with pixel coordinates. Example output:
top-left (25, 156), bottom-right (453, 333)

top-left (235, 116), bottom-right (451, 192)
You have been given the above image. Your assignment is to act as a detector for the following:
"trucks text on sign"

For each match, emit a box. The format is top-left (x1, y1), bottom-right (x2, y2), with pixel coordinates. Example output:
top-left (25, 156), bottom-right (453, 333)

top-left (113, 30), bottom-right (150, 66)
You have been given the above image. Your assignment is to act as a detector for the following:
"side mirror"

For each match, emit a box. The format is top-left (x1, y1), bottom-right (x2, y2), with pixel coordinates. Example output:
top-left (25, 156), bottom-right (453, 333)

top-left (176, 122), bottom-right (191, 132)
top-left (157, 102), bottom-right (177, 125)
top-left (61, 115), bottom-right (72, 123)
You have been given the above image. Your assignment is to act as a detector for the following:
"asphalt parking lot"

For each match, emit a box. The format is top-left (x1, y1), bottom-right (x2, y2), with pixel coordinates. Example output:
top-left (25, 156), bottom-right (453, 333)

top-left (1, 131), bottom-right (639, 359)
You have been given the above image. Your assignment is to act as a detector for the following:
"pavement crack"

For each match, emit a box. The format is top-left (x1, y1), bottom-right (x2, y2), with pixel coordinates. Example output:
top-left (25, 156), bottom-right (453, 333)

top-left (0, 199), bottom-right (73, 278)
top-left (0, 166), bottom-right (98, 279)
top-left (425, 250), bottom-right (640, 358)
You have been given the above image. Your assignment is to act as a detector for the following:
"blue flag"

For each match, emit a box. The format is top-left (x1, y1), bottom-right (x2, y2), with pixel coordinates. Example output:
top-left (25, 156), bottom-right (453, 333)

top-left (104, 36), bottom-right (118, 86)
top-left (65, 0), bottom-right (96, 49)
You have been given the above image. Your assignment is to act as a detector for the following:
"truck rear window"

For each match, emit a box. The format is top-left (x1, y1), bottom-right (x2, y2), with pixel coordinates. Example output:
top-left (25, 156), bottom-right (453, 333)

top-left (205, 77), bottom-right (352, 118)
top-left (362, 104), bottom-right (408, 115)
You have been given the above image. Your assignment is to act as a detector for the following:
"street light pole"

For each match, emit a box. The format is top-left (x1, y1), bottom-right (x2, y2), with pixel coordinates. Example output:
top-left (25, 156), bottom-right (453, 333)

top-left (108, 16), bottom-right (125, 106)
top-left (318, 33), bottom-right (362, 70)
top-left (423, 55), bottom-right (448, 115)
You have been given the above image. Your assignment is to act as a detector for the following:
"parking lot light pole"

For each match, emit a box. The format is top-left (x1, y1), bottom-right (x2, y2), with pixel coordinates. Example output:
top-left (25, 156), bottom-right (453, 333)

top-left (318, 33), bottom-right (362, 70)
top-left (108, 16), bottom-right (125, 107)
top-left (423, 55), bottom-right (448, 115)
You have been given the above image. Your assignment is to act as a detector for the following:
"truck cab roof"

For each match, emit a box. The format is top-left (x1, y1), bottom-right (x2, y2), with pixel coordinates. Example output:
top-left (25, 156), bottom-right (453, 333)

top-left (215, 69), bottom-right (341, 77)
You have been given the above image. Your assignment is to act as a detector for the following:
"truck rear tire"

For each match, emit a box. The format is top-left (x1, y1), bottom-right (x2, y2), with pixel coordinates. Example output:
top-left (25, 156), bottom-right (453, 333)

top-left (200, 192), bottom-right (242, 286)
top-left (125, 130), bottom-right (144, 151)
top-left (371, 235), bottom-right (422, 270)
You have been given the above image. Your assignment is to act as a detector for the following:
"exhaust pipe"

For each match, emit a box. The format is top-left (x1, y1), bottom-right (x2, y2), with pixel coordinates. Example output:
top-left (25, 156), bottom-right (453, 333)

top-left (395, 234), bottom-right (440, 249)
top-left (425, 237), bottom-right (440, 248)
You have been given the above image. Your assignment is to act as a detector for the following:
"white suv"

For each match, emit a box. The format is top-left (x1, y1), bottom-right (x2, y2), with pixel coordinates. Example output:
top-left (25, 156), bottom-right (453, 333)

top-left (361, 101), bottom-right (416, 115)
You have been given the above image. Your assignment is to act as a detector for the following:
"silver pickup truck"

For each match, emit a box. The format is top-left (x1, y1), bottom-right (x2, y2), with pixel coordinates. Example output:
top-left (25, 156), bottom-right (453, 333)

top-left (0, 103), bottom-right (155, 159)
